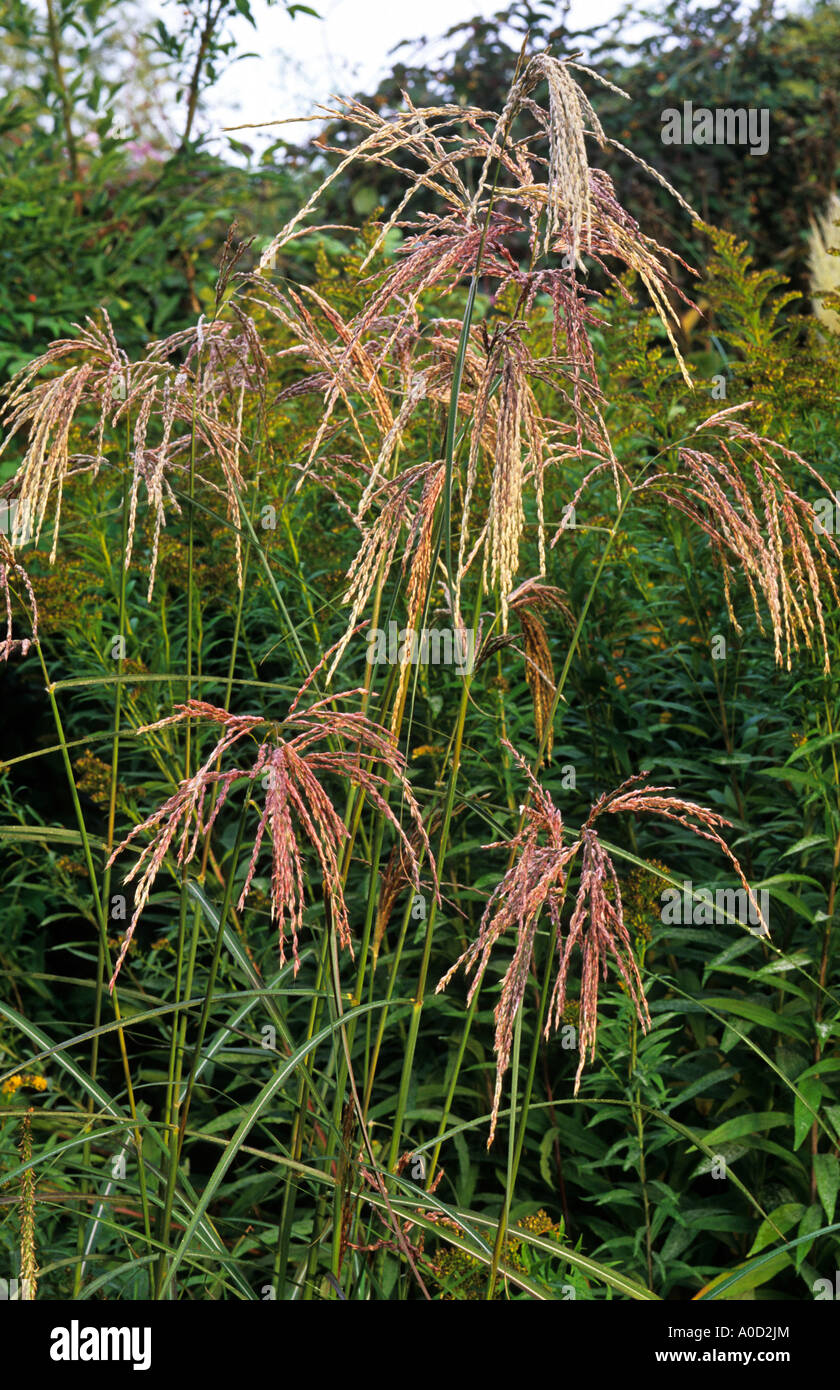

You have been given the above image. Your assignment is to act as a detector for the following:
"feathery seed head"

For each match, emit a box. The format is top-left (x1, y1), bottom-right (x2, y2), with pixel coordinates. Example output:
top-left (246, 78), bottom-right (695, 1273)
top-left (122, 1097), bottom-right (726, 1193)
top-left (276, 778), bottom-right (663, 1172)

top-left (107, 672), bottom-right (437, 990)
top-left (438, 745), bottom-right (753, 1144)
top-left (0, 536), bottom-right (38, 662)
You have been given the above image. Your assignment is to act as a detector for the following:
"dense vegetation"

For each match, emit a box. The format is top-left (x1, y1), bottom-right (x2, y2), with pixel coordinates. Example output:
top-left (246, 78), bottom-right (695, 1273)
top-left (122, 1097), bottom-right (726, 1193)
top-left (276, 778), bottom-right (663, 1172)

top-left (1, 0), bottom-right (839, 1304)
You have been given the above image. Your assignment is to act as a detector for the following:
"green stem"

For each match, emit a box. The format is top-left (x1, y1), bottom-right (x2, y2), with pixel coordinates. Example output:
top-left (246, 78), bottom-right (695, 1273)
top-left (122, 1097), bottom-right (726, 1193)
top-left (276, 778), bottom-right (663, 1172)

top-left (386, 584), bottom-right (482, 1173)
top-left (176, 790), bottom-right (252, 1148)
top-left (75, 430), bottom-right (133, 1293)
top-left (156, 354), bottom-right (200, 1297)
top-left (35, 641), bottom-right (152, 1278)
top-left (485, 912), bottom-right (558, 1299)
top-left (427, 482), bottom-right (642, 1186)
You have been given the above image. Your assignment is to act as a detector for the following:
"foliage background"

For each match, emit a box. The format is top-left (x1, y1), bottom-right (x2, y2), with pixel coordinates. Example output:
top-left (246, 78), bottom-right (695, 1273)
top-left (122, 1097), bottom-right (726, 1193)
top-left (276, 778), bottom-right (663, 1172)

top-left (1, 0), bottom-right (840, 1302)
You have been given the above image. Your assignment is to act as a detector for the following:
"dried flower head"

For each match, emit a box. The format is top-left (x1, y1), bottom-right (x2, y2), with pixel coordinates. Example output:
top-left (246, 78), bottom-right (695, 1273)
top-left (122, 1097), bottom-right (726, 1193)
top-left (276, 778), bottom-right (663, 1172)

top-left (808, 193), bottom-right (840, 335)
top-left (250, 52), bottom-right (696, 652)
top-left (108, 664), bottom-right (437, 989)
top-left (0, 309), bottom-right (263, 596)
top-left (643, 404), bottom-right (840, 673)
top-left (508, 579), bottom-right (574, 763)
top-left (325, 459), bottom-right (444, 683)
top-left (0, 536), bottom-right (38, 661)
top-left (438, 743), bottom-right (754, 1144)
top-left (0, 312), bottom-right (126, 559)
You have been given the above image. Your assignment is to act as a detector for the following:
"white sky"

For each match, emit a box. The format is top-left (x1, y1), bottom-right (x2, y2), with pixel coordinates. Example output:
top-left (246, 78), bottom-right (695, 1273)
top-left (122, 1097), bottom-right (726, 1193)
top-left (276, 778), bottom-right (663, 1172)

top-left (207, 0), bottom-right (622, 148)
